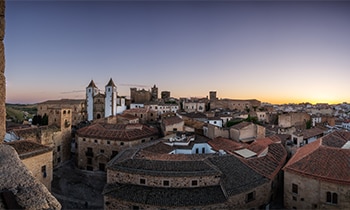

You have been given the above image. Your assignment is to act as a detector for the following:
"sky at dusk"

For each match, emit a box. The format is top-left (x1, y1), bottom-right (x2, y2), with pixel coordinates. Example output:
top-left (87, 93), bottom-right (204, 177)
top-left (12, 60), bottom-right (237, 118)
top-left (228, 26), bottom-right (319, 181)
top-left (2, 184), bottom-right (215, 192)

top-left (5, 0), bottom-right (350, 104)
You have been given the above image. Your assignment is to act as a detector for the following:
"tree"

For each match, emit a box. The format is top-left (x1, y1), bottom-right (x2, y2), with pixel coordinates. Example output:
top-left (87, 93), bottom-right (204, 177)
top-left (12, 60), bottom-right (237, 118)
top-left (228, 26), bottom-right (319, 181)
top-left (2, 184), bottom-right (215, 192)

top-left (306, 119), bottom-right (312, 129)
top-left (32, 115), bottom-right (42, 125)
top-left (41, 114), bottom-right (48, 125)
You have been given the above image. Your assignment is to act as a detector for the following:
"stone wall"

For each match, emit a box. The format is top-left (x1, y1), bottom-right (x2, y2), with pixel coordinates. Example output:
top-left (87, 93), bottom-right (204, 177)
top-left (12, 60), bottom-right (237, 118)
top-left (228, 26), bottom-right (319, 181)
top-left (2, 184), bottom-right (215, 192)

top-left (278, 112), bottom-right (310, 129)
top-left (230, 123), bottom-right (256, 141)
top-left (21, 151), bottom-right (53, 191)
top-left (0, 145), bottom-right (61, 209)
top-left (284, 171), bottom-right (350, 209)
top-left (76, 135), bottom-right (157, 171)
top-left (206, 124), bottom-right (229, 139)
top-left (37, 101), bottom-right (86, 126)
top-left (107, 170), bottom-right (220, 188)
top-left (226, 181), bottom-right (271, 209)
top-left (0, 0), bottom-right (5, 143)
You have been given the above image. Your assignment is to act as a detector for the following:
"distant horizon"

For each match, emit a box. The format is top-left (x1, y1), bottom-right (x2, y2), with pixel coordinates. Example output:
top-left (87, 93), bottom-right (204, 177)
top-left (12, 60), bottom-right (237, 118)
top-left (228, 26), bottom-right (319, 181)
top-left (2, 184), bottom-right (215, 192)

top-left (5, 1), bottom-right (350, 105)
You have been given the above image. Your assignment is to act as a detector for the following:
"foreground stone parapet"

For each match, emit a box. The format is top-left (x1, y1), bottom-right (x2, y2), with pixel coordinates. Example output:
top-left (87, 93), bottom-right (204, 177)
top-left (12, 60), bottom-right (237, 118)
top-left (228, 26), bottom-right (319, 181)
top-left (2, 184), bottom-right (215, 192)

top-left (0, 144), bottom-right (61, 209)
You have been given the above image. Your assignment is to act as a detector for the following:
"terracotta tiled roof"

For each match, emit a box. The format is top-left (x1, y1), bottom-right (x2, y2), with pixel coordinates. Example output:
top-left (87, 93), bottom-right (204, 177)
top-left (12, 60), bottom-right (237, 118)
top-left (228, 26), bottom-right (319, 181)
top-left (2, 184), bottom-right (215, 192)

top-left (11, 125), bottom-right (59, 138)
top-left (76, 123), bottom-right (158, 141)
top-left (162, 116), bottom-right (183, 126)
top-left (230, 121), bottom-right (252, 130)
top-left (181, 112), bottom-right (207, 119)
top-left (247, 138), bottom-right (274, 155)
top-left (284, 131), bottom-right (350, 185)
top-left (6, 140), bottom-right (52, 159)
top-left (118, 113), bottom-right (139, 120)
top-left (124, 108), bottom-right (151, 114)
top-left (244, 143), bottom-right (287, 180)
top-left (293, 127), bottom-right (325, 139)
top-left (208, 137), bottom-right (246, 154)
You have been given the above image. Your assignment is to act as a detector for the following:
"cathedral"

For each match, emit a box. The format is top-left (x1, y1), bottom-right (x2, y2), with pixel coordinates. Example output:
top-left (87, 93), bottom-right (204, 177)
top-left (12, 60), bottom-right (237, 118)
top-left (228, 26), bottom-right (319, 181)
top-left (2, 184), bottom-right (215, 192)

top-left (86, 78), bottom-right (127, 121)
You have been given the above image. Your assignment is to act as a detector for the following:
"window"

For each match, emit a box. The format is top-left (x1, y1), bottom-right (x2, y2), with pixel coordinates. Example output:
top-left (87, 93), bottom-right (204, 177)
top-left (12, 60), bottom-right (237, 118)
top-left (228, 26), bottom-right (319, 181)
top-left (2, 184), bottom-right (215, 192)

top-left (41, 165), bottom-right (47, 178)
top-left (163, 180), bottom-right (170, 186)
top-left (57, 157), bottom-right (61, 163)
top-left (57, 145), bottom-right (61, 152)
top-left (246, 191), bottom-right (255, 203)
top-left (140, 178), bottom-right (146, 185)
top-left (83, 138), bottom-right (86, 142)
top-left (100, 149), bottom-right (104, 153)
top-left (292, 183), bottom-right (298, 194)
top-left (99, 163), bottom-right (105, 171)
top-left (94, 139), bottom-right (98, 143)
top-left (326, 192), bottom-right (338, 204)
top-left (87, 158), bottom-right (92, 165)
top-left (191, 180), bottom-right (198, 186)
top-left (120, 142), bottom-right (124, 146)
top-left (107, 141), bottom-right (110, 144)
top-left (141, 139), bottom-right (145, 143)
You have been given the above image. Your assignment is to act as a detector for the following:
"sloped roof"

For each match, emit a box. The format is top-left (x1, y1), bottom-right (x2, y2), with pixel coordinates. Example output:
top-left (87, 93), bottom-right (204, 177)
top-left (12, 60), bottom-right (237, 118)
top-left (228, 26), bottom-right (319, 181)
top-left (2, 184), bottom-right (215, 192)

top-left (106, 78), bottom-right (116, 87)
top-left (6, 140), bottom-right (52, 159)
top-left (208, 137), bottom-right (246, 154)
top-left (103, 183), bottom-right (226, 207)
top-left (284, 131), bottom-right (350, 185)
top-left (244, 143), bottom-right (287, 180)
top-left (162, 116), bottom-right (184, 126)
top-left (109, 158), bottom-right (220, 177)
top-left (208, 155), bottom-right (269, 196)
top-left (76, 123), bottom-right (158, 141)
top-left (87, 80), bottom-right (97, 88)
top-left (230, 121), bottom-right (252, 130)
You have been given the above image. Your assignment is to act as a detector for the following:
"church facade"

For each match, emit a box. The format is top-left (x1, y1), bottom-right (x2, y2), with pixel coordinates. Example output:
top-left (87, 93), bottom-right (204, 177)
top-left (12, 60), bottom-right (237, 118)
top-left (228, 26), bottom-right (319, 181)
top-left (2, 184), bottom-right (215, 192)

top-left (86, 79), bottom-right (127, 121)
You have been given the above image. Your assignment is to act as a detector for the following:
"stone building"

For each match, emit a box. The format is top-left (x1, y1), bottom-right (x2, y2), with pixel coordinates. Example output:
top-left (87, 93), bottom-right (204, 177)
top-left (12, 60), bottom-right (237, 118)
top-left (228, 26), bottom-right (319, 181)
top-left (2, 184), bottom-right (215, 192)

top-left (6, 140), bottom-right (53, 191)
top-left (76, 123), bottom-right (159, 171)
top-left (283, 130), bottom-right (350, 209)
top-left (14, 105), bottom-right (73, 167)
top-left (37, 99), bottom-right (86, 126)
top-left (182, 100), bottom-right (206, 113)
top-left (0, 2), bottom-right (61, 208)
top-left (123, 108), bottom-right (158, 123)
top-left (103, 134), bottom-right (286, 209)
top-left (144, 102), bottom-right (179, 119)
top-left (204, 121), bottom-right (265, 143)
top-left (86, 79), bottom-right (127, 121)
top-left (278, 112), bottom-right (311, 131)
top-left (161, 116), bottom-right (184, 136)
top-left (210, 97), bottom-right (261, 111)
top-left (130, 85), bottom-right (158, 103)
top-left (10, 125), bottom-right (71, 168)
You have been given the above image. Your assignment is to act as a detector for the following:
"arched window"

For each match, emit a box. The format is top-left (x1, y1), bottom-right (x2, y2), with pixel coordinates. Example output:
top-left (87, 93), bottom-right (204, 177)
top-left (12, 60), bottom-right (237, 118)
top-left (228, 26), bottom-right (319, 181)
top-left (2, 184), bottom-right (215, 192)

top-left (332, 193), bottom-right (338, 204)
top-left (326, 192), bottom-right (338, 204)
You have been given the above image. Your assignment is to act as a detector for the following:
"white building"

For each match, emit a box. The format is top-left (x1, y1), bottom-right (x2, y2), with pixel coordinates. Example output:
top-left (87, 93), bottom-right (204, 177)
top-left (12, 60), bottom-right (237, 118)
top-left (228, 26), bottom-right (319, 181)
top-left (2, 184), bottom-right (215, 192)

top-left (86, 79), bottom-right (127, 121)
